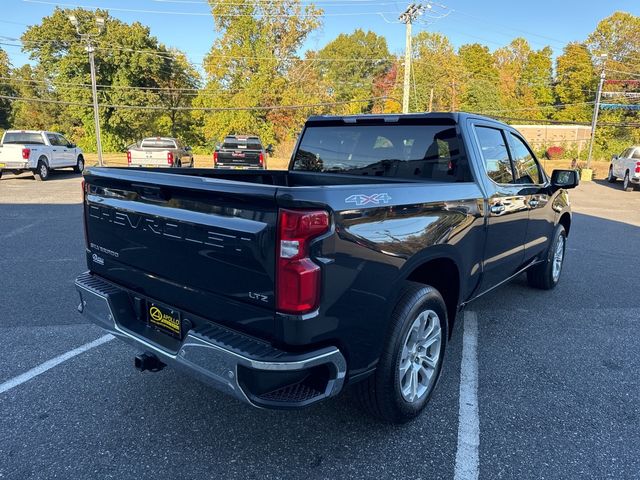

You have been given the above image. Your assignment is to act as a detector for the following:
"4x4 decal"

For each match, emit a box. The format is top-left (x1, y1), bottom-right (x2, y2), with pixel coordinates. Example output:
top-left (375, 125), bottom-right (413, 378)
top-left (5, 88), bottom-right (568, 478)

top-left (345, 193), bottom-right (392, 206)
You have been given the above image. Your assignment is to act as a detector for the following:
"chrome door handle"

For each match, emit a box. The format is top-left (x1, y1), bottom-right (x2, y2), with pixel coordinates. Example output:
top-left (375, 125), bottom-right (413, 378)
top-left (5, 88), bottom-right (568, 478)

top-left (490, 205), bottom-right (506, 214)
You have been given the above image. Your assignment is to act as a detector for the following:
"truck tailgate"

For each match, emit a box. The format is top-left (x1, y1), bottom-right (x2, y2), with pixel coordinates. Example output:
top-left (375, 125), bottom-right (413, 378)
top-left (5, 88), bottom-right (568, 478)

top-left (83, 168), bottom-right (278, 335)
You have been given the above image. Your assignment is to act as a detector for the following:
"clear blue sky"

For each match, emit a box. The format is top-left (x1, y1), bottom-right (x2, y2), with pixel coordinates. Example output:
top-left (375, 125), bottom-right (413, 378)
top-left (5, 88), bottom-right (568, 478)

top-left (1, 0), bottom-right (638, 69)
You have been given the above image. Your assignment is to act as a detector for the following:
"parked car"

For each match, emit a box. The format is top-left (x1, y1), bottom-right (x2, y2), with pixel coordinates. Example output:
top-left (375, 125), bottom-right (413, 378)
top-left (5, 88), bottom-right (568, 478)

top-left (213, 135), bottom-right (273, 169)
top-left (0, 130), bottom-right (84, 181)
top-left (608, 146), bottom-right (640, 191)
top-left (127, 137), bottom-right (194, 168)
top-left (75, 113), bottom-right (578, 423)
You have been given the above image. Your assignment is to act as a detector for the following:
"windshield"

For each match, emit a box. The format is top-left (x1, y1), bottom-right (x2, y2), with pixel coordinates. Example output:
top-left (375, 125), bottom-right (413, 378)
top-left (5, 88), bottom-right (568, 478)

top-left (2, 132), bottom-right (45, 145)
top-left (292, 123), bottom-right (472, 182)
top-left (141, 138), bottom-right (177, 149)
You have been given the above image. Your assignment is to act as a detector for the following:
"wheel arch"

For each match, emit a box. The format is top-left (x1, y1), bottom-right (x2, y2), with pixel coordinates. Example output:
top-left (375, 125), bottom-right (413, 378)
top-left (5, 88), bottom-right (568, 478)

top-left (395, 246), bottom-right (463, 338)
top-left (37, 154), bottom-right (50, 166)
top-left (558, 212), bottom-right (571, 237)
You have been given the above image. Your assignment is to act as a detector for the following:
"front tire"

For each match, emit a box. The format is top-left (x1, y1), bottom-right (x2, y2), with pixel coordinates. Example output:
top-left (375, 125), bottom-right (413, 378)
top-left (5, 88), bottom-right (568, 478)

top-left (607, 166), bottom-right (617, 183)
top-left (355, 282), bottom-right (447, 423)
top-left (527, 224), bottom-right (567, 290)
top-left (73, 155), bottom-right (84, 173)
top-left (35, 159), bottom-right (50, 181)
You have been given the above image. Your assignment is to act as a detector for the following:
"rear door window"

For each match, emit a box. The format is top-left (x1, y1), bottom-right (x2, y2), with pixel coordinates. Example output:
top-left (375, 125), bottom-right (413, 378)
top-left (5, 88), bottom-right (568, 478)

top-left (508, 133), bottom-right (542, 184)
top-left (474, 126), bottom-right (514, 184)
top-left (47, 134), bottom-right (61, 146)
top-left (632, 149), bottom-right (640, 160)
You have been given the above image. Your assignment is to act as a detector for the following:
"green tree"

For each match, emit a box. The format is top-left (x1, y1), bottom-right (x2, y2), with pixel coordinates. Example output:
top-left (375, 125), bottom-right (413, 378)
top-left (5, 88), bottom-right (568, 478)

top-left (21, 7), bottom-right (198, 151)
top-left (586, 12), bottom-right (640, 158)
top-left (314, 29), bottom-right (392, 114)
top-left (198, 0), bottom-right (322, 146)
top-left (458, 43), bottom-right (500, 113)
top-left (0, 48), bottom-right (14, 129)
top-left (10, 64), bottom-right (62, 131)
top-left (408, 32), bottom-right (462, 112)
top-left (554, 43), bottom-right (596, 122)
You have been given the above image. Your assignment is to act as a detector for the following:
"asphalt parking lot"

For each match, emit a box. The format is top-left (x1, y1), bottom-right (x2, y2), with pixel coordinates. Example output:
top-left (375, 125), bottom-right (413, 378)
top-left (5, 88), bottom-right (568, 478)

top-left (1, 169), bottom-right (639, 480)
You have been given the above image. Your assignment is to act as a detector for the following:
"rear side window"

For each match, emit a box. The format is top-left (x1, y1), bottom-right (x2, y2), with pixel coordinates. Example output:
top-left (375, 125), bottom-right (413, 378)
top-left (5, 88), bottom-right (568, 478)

top-left (474, 126), bottom-right (513, 184)
top-left (141, 139), bottom-right (177, 149)
top-left (509, 133), bottom-right (541, 184)
top-left (633, 149), bottom-right (640, 160)
top-left (2, 132), bottom-right (45, 145)
top-left (292, 124), bottom-right (472, 182)
top-left (47, 134), bottom-right (61, 146)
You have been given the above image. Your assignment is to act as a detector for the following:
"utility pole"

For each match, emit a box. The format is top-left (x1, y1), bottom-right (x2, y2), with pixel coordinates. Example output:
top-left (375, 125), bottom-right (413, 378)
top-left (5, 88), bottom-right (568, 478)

top-left (69, 15), bottom-right (105, 166)
top-left (399, 3), bottom-right (430, 114)
top-left (586, 55), bottom-right (607, 170)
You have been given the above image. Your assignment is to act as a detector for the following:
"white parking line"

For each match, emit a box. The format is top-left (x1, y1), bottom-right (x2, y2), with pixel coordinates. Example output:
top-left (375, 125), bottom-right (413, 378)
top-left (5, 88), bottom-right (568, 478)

top-left (0, 334), bottom-right (114, 394)
top-left (454, 310), bottom-right (480, 480)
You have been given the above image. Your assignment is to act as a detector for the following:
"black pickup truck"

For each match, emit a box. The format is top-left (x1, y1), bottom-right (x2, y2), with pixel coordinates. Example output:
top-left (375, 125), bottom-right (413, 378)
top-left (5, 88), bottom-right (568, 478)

top-left (75, 113), bottom-right (578, 423)
top-left (213, 135), bottom-right (272, 169)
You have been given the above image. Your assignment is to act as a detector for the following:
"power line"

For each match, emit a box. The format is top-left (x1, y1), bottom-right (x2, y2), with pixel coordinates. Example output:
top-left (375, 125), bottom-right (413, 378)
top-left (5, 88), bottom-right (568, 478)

top-left (22, 0), bottom-right (403, 18)
top-left (0, 93), bottom-right (401, 111)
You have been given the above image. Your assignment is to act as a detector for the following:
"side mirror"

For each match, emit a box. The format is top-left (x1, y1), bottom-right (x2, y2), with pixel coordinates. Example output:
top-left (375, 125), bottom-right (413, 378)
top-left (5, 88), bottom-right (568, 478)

top-left (185, 146), bottom-right (192, 151)
top-left (68, 143), bottom-right (76, 148)
top-left (266, 144), bottom-right (274, 155)
top-left (551, 169), bottom-right (579, 190)
top-left (215, 142), bottom-right (221, 150)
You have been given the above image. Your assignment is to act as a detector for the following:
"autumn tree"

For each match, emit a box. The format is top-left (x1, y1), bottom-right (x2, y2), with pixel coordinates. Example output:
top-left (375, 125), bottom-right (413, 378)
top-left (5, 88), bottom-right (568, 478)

top-left (197, 0), bottom-right (322, 147)
top-left (314, 29), bottom-right (393, 114)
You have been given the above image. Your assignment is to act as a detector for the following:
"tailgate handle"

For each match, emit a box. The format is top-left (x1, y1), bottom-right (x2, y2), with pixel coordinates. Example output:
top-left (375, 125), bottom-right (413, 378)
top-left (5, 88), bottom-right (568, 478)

top-left (131, 183), bottom-right (167, 201)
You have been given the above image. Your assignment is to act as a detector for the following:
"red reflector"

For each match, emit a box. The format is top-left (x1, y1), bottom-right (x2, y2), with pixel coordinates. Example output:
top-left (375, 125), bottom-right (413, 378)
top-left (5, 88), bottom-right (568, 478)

top-left (22, 148), bottom-right (30, 160)
top-left (276, 209), bottom-right (329, 314)
top-left (127, 151), bottom-right (131, 165)
top-left (167, 152), bottom-right (174, 165)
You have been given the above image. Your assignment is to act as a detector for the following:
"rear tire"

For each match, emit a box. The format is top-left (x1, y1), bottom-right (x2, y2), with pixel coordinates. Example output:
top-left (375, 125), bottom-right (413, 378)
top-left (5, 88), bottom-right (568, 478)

top-left (355, 282), bottom-right (447, 423)
top-left (607, 166), bottom-right (617, 183)
top-left (35, 158), bottom-right (50, 181)
top-left (527, 224), bottom-right (566, 290)
top-left (623, 172), bottom-right (634, 192)
top-left (73, 155), bottom-right (84, 173)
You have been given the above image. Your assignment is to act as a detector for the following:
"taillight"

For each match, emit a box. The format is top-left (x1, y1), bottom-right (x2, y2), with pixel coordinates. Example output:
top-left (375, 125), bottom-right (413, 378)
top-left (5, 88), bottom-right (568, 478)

top-left (127, 151), bottom-right (131, 165)
top-left (259, 152), bottom-right (264, 167)
top-left (167, 152), bottom-right (174, 165)
top-left (635, 162), bottom-right (640, 174)
top-left (213, 151), bottom-right (218, 166)
top-left (22, 148), bottom-right (30, 160)
top-left (276, 209), bottom-right (330, 314)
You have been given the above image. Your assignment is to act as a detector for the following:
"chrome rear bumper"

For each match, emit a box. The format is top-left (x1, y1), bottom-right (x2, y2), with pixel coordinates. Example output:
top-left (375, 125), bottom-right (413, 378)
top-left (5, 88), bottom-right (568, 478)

top-left (75, 272), bottom-right (346, 408)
